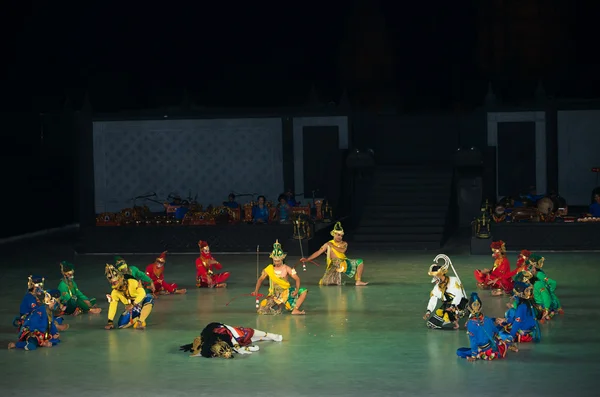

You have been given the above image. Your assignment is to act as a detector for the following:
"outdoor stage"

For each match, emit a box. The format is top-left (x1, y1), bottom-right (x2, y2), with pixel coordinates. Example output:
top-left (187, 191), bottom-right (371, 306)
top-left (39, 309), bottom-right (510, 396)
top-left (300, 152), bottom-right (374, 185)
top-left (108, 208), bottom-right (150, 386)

top-left (471, 222), bottom-right (600, 253)
top-left (75, 222), bottom-right (336, 255)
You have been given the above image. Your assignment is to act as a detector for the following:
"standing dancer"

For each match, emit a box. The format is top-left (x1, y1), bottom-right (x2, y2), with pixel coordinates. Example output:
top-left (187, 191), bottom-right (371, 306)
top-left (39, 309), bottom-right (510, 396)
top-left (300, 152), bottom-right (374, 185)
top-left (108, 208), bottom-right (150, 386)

top-left (301, 222), bottom-right (368, 286)
top-left (252, 240), bottom-right (308, 315)
top-left (423, 254), bottom-right (468, 330)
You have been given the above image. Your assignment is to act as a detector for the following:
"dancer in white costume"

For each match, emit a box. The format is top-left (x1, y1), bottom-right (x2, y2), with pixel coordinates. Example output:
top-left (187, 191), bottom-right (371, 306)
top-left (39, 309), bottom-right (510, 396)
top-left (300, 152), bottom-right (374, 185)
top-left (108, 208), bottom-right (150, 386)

top-left (423, 254), bottom-right (468, 330)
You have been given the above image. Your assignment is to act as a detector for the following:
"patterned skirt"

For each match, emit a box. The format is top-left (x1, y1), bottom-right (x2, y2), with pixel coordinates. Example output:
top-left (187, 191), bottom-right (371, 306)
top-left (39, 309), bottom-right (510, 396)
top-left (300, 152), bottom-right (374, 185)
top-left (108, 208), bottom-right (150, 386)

top-left (319, 258), bottom-right (362, 285)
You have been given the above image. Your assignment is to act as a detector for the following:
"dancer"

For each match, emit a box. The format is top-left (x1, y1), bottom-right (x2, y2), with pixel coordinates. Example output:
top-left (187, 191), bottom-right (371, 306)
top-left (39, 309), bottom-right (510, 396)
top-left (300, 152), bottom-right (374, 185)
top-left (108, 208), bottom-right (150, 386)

top-left (104, 264), bottom-right (154, 330)
top-left (145, 252), bottom-right (187, 295)
top-left (457, 293), bottom-right (508, 361)
top-left (423, 255), bottom-right (468, 330)
top-left (527, 254), bottom-right (563, 315)
top-left (196, 240), bottom-right (230, 288)
top-left (9, 291), bottom-right (61, 350)
top-left (179, 322), bottom-right (283, 358)
top-left (505, 281), bottom-right (540, 343)
top-left (252, 240), bottom-right (308, 315)
top-left (521, 270), bottom-right (557, 323)
top-left (301, 222), bottom-right (368, 286)
top-left (57, 261), bottom-right (102, 315)
top-left (115, 256), bottom-right (155, 293)
top-left (474, 240), bottom-right (514, 296)
top-left (18, 275), bottom-right (45, 317)
top-left (508, 250), bottom-right (531, 279)
top-left (47, 289), bottom-right (69, 331)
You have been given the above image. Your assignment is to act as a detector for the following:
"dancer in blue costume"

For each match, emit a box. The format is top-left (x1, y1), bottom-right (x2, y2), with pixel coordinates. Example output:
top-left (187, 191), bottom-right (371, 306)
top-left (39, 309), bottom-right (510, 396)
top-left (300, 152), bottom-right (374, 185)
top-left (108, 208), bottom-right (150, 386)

top-left (9, 291), bottom-right (61, 350)
top-left (506, 282), bottom-right (540, 343)
top-left (457, 293), bottom-right (510, 361)
top-left (14, 276), bottom-right (69, 332)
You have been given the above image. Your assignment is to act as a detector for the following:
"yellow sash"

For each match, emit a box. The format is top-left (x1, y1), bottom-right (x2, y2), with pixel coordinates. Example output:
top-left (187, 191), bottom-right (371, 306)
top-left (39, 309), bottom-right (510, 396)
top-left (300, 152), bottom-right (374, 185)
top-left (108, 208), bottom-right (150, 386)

top-left (263, 265), bottom-right (291, 295)
top-left (327, 240), bottom-right (349, 273)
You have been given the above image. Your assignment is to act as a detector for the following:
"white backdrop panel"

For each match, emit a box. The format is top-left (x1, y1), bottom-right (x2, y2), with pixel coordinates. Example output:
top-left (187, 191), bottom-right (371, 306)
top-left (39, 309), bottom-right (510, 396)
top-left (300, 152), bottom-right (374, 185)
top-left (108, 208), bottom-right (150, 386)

top-left (557, 110), bottom-right (600, 206)
top-left (93, 118), bottom-right (284, 213)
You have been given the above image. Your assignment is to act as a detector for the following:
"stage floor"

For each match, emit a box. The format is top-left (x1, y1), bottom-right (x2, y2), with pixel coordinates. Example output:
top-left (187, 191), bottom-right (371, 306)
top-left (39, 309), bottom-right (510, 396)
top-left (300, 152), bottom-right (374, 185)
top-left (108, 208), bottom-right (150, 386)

top-left (0, 230), bottom-right (596, 397)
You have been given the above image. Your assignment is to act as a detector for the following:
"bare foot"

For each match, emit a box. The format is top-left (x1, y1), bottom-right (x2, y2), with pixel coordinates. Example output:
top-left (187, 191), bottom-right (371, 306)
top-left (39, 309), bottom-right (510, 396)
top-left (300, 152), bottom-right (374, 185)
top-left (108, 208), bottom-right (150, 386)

top-left (175, 289), bottom-right (187, 294)
top-left (491, 289), bottom-right (503, 296)
top-left (509, 345), bottom-right (519, 352)
top-left (216, 283), bottom-right (227, 288)
top-left (56, 323), bottom-right (69, 331)
top-left (90, 307), bottom-right (102, 314)
top-left (453, 322), bottom-right (460, 330)
top-left (291, 309), bottom-right (306, 315)
top-left (41, 341), bottom-right (53, 347)
top-left (355, 280), bottom-right (369, 286)
top-left (8, 342), bottom-right (15, 349)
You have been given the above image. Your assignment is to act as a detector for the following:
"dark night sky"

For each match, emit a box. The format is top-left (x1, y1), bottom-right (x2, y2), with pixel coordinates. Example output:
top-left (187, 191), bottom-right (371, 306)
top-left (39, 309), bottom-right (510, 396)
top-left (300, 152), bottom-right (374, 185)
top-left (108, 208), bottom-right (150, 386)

top-left (2, 1), bottom-right (599, 113)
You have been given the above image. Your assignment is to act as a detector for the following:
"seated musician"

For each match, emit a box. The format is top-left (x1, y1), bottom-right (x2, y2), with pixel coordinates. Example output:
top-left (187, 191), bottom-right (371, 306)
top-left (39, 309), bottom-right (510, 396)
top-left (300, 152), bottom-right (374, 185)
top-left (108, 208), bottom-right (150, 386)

top-left (223, 193), bottom-right (240, 209)
top-left (588, 193), bottom-right (600, 217)
top-left (252, 195), bottom-right (269, 224)
top-left (276, 194), bottom-right (291, 223)
top-left (285, 188), bottom-right (297, 206)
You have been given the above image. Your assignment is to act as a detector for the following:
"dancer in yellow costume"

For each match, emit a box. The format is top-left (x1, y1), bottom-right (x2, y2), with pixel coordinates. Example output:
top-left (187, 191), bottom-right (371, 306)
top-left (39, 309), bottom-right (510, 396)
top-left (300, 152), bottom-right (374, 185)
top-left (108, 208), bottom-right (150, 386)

top-left (252, 240), bottom-right (308, 315)
top-left (301, 222), bottom-right (368, 286)
top-left (104, 264), bottom-right (154, 330)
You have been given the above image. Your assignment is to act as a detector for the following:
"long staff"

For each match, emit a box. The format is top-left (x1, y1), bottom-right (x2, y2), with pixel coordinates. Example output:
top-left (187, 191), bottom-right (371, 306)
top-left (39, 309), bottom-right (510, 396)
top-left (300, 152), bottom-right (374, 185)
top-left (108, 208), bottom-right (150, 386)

top-left (256, 245), bottom-right (260, 309)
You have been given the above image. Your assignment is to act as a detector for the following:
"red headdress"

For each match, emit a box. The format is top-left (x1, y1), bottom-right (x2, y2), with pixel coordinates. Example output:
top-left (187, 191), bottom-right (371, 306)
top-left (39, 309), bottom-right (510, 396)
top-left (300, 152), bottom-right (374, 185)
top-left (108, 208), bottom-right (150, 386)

top-left (198, 240), bottom-right (209, 250)
top-left (520, 249), bottom-right (531, 257)
top-left (156, 251), bottom-right (167, 264)
top-left (490, 241), bottom-right (506, 251)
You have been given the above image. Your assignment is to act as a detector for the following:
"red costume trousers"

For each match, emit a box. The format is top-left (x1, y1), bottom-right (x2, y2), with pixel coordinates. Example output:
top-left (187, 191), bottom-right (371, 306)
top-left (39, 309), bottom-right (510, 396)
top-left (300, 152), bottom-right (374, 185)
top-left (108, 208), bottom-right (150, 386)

top-left (154, 280), bottom-right (178, 294)
top-left (473, 270), bottom-right (514, 292)
top-left (197, 271), bottom-right (230, 288)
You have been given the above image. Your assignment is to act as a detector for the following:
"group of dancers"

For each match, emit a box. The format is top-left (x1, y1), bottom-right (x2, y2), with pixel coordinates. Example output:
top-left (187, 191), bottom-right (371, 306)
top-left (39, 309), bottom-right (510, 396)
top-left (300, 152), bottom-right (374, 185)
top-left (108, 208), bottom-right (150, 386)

top-left (10, 222), bottom-right (370, 357)
top-left (9, 223), bottom-right (562, 361)
top-left (425, 240), bottom-right (563, 361)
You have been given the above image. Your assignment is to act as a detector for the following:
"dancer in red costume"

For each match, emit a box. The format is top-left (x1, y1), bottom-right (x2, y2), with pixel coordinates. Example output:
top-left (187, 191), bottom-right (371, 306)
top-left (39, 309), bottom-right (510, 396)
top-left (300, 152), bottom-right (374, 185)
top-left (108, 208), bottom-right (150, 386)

top-left (146, 252), bottom-right (187, 295)
top-left (195, 240), bottom-right (230, 288)
top-left (473, 240), bottom-right (514, 296)
top-left (507, 249), bottom-right (531, 279)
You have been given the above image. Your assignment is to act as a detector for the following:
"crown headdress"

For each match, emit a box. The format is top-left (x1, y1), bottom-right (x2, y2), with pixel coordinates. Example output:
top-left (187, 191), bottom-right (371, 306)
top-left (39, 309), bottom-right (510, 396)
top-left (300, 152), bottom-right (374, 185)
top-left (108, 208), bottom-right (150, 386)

top-left (269, 239), bottom-right (287, 260)
top-left (105, 264), bottom-right (123, 284)
top-left (467, 292), bottom-right (483, 315)
top-left (490, 240), bottom-right (506, 252)
top-left (528, 254), bottom-right (544, 269)
top-left (330, 221), bottom-right (344, 236)
top-left (28, 275), bottom-right (44, 290)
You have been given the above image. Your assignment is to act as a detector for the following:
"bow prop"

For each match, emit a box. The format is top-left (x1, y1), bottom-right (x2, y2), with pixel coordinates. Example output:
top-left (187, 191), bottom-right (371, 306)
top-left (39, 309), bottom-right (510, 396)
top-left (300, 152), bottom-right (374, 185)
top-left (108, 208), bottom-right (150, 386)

top-left (225, 294), bottom-right (264, 307)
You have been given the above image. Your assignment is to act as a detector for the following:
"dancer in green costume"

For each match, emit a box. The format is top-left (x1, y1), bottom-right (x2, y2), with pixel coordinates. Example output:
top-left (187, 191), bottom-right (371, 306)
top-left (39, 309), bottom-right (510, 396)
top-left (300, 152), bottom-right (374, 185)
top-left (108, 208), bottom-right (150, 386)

top-left (57, 261), bottom-right (102, 315)
top-left (115, 256), bottom-right (156, 294)
top-left (527, 254), bottom-right (563, 315)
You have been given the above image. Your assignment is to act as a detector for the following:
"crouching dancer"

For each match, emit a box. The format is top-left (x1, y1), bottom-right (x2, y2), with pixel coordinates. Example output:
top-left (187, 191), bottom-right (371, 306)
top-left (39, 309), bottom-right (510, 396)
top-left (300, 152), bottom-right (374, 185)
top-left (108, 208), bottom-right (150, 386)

top-left (104, 264), bottom-right (154, 330)
top-left (180, 322), bottom-right (283, 358)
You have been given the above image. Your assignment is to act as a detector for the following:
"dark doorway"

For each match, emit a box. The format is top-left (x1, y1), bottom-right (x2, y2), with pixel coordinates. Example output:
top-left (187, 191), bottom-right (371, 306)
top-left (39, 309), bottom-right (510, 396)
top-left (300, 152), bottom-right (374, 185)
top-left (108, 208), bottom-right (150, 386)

top-left (497, 122), bottom-right (536, 197)
top-left (302, 126), bottom-right (341, 206)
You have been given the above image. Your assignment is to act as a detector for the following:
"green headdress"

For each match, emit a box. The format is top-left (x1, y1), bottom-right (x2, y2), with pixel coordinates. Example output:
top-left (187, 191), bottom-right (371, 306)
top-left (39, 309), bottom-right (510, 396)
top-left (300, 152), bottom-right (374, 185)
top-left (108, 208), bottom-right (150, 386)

top-left (114, 256), bottom-right (128, 271)
top-left (528, 254), bottom-right (544, 269)
top-left (330, 221), bottom-right (344, 236)
top-left (60, 261), bottom-right (74, 273)
top-left (269, 239), bottom-right (287, 261)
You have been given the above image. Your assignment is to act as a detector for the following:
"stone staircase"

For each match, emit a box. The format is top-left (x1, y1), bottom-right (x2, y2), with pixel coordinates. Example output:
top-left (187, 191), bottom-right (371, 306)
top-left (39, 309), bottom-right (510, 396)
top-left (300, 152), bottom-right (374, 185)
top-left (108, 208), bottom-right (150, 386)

top-left (349, 165), bottom-right (455, 250)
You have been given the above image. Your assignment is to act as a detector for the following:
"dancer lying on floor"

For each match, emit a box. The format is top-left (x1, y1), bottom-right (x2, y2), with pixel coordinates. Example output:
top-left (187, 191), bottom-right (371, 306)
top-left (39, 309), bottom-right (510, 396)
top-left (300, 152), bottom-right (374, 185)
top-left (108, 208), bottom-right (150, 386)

top-left (180, 322), bottom-right (282, 358)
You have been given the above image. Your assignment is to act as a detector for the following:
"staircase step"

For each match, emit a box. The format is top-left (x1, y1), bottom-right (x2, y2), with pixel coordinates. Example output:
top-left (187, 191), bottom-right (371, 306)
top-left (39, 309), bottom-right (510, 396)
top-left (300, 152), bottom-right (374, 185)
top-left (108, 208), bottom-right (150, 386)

top-left (349, 241), bottom-right (442, 251)
top-left (354, 226), bottom-right (445, 234)
top-left (353, 233), bottom-right (443, 242)
top-left (358, 218), bottom-right (444, 226)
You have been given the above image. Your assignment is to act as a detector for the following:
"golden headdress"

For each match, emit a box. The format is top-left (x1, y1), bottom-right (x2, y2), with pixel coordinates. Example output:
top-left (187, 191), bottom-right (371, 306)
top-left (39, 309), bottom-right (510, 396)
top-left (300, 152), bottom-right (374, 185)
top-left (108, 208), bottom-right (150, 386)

top-left (466, 292), bottom-right (483, 316)
top-left (513, 281), bottom-right (533, 300)
top-left (428, 254), bottom-right (450, 280)
top-left (520, 270), bottom-right (533, 284)
top-left (528, 254), bottom-right (544, 269)
top-left (269, 240), bottom-right (287, 261)
top-left (27, 275), bottom-right (45, 290)
top-left (211, 340), bottom-right (234, 359)
top-left (330, 221), bottom-right (344, 236)
top-left (105, 264), bottom-right (123, 285)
